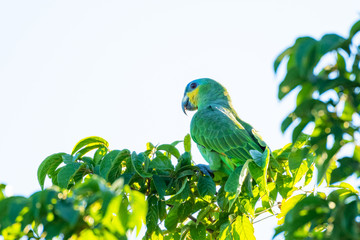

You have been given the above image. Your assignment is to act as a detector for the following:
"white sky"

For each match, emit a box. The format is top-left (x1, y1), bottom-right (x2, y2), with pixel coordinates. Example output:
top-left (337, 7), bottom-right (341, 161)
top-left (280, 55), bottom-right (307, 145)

top-left (0, 1), bottom-right (359, 239)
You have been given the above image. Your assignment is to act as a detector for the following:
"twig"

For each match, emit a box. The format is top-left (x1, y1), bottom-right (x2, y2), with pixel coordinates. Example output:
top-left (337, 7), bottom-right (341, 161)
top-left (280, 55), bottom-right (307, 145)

top-left (253, 213), bottom-right (278, 224)
top-left (254, 202), bottom-right (282, 217)
top-left (188, 215), bottom-right (197, 222)
top-left (206, 228), bottom-right (214, 234)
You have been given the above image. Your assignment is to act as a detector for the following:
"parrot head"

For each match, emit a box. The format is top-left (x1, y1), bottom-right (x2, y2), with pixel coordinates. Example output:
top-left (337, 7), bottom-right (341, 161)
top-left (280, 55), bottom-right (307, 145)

top-left (182, 78), bottom-right (232, 114)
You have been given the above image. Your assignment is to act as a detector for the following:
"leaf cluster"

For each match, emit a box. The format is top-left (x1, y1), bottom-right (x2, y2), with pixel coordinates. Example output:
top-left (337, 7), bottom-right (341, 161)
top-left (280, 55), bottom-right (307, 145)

top-left (1, 132), bottom-right (317, 239)
top-left (0, 176), bottom-right (146, 239)
top-left (274, 19), bottom-right (360, 239)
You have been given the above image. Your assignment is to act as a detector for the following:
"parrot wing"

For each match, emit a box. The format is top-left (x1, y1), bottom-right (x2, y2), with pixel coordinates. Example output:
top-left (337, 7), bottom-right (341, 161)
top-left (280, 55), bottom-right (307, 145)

top-left (190, 105), bottom-right (265, 165)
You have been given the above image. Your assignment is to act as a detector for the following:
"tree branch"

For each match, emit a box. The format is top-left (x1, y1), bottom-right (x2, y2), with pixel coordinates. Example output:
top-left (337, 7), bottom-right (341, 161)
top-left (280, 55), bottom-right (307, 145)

top-left (253, 213), bottom-right (278, 224)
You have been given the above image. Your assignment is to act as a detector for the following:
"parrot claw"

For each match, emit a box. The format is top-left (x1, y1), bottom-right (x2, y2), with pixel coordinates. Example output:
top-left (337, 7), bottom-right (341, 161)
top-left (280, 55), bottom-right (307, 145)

top-left (196, 164), bottom-right (214, 178)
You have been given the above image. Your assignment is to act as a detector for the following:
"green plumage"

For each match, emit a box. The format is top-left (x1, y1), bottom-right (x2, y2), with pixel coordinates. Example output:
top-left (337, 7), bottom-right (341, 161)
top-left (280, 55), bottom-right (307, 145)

top-left (182, 78), bottom-right (269, 174)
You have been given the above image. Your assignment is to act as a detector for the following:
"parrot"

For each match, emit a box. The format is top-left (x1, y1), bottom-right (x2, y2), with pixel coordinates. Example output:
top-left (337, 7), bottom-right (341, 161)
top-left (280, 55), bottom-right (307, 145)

top-left (181, 78), bottom-right (270, 175)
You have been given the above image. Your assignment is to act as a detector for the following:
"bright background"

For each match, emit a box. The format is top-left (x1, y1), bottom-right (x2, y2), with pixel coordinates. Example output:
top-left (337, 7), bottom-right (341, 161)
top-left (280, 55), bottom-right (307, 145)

top-left (0, 1), bottom-right (359, 239)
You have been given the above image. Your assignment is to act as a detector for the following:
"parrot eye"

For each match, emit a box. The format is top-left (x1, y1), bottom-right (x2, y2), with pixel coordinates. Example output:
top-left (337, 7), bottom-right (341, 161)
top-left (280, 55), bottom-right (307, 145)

top-left (190, 82), bottom-right (197, 89)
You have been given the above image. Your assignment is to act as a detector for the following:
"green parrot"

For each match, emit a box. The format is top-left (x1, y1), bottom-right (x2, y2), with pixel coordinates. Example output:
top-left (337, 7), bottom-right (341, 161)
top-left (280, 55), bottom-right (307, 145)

top-left (182, 78), bottom-right (269, 175)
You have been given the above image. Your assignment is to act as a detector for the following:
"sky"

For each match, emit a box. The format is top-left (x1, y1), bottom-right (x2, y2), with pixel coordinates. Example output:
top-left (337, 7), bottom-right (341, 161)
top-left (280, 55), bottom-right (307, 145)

top-left (0, 1), bottom-right (359, 239)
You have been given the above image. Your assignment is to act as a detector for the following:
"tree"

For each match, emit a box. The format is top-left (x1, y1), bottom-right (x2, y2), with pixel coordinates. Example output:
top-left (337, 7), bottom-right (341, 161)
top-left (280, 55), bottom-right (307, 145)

top-left (0, 19), bottom-right (359, 240)
top-left (273, 19), bottom-right (360, 239)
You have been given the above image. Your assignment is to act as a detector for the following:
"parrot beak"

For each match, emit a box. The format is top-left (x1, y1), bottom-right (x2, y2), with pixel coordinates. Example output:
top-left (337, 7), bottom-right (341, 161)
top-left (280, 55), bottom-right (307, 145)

top-left (182, 94), bottom-right (197, 115)
top-left (182, 95), bottom-right (189, 115)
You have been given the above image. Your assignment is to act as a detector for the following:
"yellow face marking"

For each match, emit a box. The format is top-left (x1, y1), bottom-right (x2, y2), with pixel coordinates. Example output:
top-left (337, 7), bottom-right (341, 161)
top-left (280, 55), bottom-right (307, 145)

top-left (186, 87), bottom-right (199, 106)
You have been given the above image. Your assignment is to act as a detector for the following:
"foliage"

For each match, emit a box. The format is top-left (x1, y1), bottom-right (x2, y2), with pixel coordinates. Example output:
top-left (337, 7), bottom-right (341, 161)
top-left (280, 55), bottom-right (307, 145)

top-left (274, 19), bottom-right (360, 239)
top-left (1, 131), bottom-right (317, 239)
top-left (0, 175), bottom-right (146, 240)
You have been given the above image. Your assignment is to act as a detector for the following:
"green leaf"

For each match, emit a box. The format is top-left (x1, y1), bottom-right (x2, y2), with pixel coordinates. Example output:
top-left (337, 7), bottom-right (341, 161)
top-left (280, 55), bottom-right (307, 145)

top-left (180, 225), bottom-right (191, 240)
top-left (304, 164), bottom-right (314, 186)
top-left (37, 152), bottom-right (66, 190)
top-left (73, 175), bottom-right (102, 195)
top-left (330, 157), bottom-right (360, 184)
top-left (131, 152), bottom-right (153, 178)
top-left (278, 67), bottom-right (302, 100)
top-left (62, 154), bottom-right (74, 164)
top-left (293, 37), bottom-right (318, 76)
top-left (171, 179), bottom-right (189, 198)
top-left (57, 162), bottom-right (82, 188)
top-left (276, 174), bottom-right (295, 199)
top-left (273, 143), bottom-right (292, 160)
top-left (318, 34), bottom-right (345, 55)
top-left (225, 162), bottom-right (248, 193)
top-left (216, 186), bottom-right (227, 210)
top-left (177, 152), bottom-right (192, 169)
top-left (274, 47), bottom-right (292, 72)
top-left (354, 145), bottom-right (360, 161)
top-left (219, 221), bottom-right (232, 240)
top-left (149, 156), bottom-right (174, 171)
top-left (280, 196), bottom-right (328, 237)
top-left (146, 142), bottom-right (155, 151)
top-left (240, 198), bottom-right (255, 217)
top-left (281, 114), bottom-right (295, 133)
top-left (288, 147), bottom-right (308, 172)
top-left (107, 150), bottom-right (131, 183)
top-left (118, 195), bottom-right (130, 233)
top-left (331, 182), bottom-right (359, 194)
top-left (71, 136), bottom-right (109, 155)
top-left (178, 199), bottom-right (195, 222)
top-left (103, 194), bottom-right (126, 235)
top-left (292, 119), bottom-right (309, 143)
top-left (317, 142), bottom-right (341, 184)
top-left (158, 199), bottom-right (167, 221)
top-left (225, 161), bottom-right (250, 210)
top-left (157, 144), bottom-right (180, 159)
top-left (100, 150), bottom-right (121, 179)
top-left (293, 133), bottom-right (310, 148)
top-left (277, 194), bottom-right (306, 225)
top-left (296, 82), bottom-right (314, 106)
top-left (250, 148), bottom-right (270, 169)
top-left (197, 175), bottom-right (216, 197)
top-left (349, 20), bottom-right (360, 38)
top-left (165, 204), bottom-right (179, 231)
top-left (196, 205), bottom-right (212, 224)
top-left (184, 134), bottom-right (191, 152)
top-left (293, 162), bottom-right (309, 185)
top-left (54, 199), bottom-right (80, 227)
top-left (176, 169), bottom-right (195, 179)
top-left (127, 187), bottom-right (147, 233)
top-left (153, 175), bottom-right (167, 199)
top-left (244, 173), bottom-right (254, 198)
top-left (249, 150), bottom-right (262, 167)
top-left (340, 100), bottom-right (355, 121)
top-left (171, 140), bottom-right (182, 147)
top-left (248, 161), bottom-right (268, 196)
top-left (232, 215), bottom-right (255, 240)
top-left (93, 146), bottom-right (108, 164)
top-left (190, 223), bottom-right (206, 240)
top-left (73, 164), bottom-right (87, 184)
top-left (81, 156), bottom-right (94, 168)
top-left (0, 196), bottom-right (28, 229)
top-left (0, 184), bottom-right (5, 200)
top-left (146, 195), bottom-right (159, 234)
top-left (74, 143), bottom-right (108, 159)
top-left (336, 52), bottom-right (347, 73)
